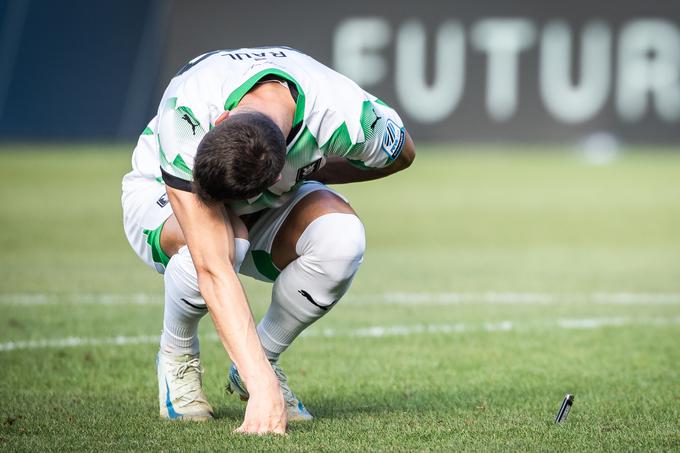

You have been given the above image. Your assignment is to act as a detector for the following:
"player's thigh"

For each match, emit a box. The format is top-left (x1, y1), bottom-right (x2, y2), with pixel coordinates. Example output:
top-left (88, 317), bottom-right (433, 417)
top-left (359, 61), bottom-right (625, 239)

top-left (122, 181), bottom-right (247, 272)
top-left (121, 180), bottom-right (174, 274)
top-left (270, 190), bottom-right (356, 269)
top-left (239, 182), bottom-right (354, 282)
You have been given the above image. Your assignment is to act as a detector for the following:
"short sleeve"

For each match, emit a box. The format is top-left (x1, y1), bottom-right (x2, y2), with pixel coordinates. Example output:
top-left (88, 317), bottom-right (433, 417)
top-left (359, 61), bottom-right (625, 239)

top-left (157, 97), bottom-right (207, 190)
top-left (342, 100), bottom-right (406, 169)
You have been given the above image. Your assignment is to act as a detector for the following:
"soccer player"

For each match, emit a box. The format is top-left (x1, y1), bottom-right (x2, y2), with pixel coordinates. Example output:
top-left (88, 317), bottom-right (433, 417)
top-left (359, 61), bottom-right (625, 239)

top-left (121, 46), bottom-right (415, 434)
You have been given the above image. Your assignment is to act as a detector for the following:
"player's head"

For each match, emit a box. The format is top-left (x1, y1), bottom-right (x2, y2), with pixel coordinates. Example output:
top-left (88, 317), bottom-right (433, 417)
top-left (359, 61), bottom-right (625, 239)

top-left (193, 112), bottom-right (286, 203)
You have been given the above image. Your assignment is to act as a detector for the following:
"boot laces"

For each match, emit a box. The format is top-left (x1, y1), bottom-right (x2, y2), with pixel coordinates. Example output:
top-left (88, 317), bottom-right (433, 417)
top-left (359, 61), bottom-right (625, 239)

top-left (172, 358), bottom-right (206, 403)
top-left (271, 362), bottom-right (297, 407)
top-left (175, 358), bottom-right (203, 379)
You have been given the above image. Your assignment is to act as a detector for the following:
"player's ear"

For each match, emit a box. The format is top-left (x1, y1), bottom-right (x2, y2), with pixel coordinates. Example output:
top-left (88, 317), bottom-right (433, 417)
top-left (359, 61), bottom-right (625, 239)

top-left (215, 111), bottom-right (230, 126)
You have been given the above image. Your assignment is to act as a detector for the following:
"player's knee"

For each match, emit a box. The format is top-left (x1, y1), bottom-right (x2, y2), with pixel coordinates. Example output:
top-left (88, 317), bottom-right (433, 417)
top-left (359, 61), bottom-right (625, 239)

top-left (297, 213), bottom-right (365, 283)
top-left (164, 246), bottom-right (200, 297)
top-left (163, 246), bottom-right (207, 314)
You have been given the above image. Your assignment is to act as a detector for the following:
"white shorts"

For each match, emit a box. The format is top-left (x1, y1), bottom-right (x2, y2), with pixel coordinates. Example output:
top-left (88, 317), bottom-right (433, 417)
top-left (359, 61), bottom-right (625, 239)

top-left (121, 176), bottom-right (345, 281)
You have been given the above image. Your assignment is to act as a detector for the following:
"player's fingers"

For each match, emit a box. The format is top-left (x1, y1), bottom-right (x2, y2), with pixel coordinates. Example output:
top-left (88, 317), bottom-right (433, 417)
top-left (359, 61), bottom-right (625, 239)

top-left (255, 426), bottom-right (287, 436)
top-left (272, 424), bottom-right (287, 435)
top-left (234, 422), bottom-right (286, 436)
top-left (253, 420), bottom-right (286, 435)
top-left (234, 422), bottom-right (254, 434)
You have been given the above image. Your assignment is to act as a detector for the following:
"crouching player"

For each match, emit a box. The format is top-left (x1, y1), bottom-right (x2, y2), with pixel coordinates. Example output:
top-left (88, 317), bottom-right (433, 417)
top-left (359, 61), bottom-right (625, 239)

top-left (121, 46), bottom-right (415, 434)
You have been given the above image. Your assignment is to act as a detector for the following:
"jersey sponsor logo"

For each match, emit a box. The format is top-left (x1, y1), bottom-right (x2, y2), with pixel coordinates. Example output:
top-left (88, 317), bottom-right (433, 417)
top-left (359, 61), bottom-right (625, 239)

top-left (295, 158), bottom-right (322, 182)
top-left (156, 193), bottom-right (169, 208)
top-left (181, 114), bottom-right (198, 135)
top-left (381, 119), bottom-right (405, 161)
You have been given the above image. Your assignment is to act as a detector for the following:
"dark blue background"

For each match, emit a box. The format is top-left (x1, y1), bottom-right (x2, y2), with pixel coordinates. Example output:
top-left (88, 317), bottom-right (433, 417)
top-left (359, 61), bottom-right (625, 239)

top-left (0, 0), bottom-right (154, 139)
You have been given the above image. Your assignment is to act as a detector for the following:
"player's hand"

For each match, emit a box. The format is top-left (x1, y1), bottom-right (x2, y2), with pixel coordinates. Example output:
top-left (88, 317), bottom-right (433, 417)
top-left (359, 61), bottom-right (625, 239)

top-left (234, 382), bottom-right (287, 435)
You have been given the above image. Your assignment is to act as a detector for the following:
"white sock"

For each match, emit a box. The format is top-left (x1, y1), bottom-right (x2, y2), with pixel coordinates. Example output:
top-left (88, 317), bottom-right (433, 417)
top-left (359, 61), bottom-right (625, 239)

top-left (257, 213), bottom-right (365, 361)
top-left (160, 238), bottom-right (250, 355)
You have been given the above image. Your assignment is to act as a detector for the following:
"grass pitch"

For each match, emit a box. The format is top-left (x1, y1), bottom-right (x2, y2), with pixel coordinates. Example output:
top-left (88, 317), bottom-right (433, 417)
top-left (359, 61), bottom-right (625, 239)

top-left (1, 144), bottom-right (679, 451)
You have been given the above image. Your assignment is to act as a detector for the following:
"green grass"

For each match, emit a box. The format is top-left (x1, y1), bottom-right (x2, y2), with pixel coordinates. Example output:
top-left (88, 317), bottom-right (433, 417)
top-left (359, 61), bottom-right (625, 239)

top-left (1, 144), bottom-right (679, 451)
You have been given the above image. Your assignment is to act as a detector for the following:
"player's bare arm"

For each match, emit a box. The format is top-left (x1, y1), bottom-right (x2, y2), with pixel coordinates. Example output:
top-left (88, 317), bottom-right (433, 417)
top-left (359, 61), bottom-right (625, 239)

top-left (165, 186), bottom-right (286, 434)
top-left (309, 132), bottom-right (416, 185)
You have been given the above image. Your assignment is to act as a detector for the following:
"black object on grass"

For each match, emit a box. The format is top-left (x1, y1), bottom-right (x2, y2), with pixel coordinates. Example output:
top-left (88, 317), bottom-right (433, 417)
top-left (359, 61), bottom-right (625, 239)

top-left (555, 394), bottom-right (574, 423)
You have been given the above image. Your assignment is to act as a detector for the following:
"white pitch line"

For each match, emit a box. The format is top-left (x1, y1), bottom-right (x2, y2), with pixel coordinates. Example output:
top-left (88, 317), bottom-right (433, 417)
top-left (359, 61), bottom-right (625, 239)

top-left (349, 292), bottom-right (680, 305)
top-left (1, 317), bottom-right (679, 352)
top-left (0, 334), bottom-right (160, 352)
top-left (2, 292), bottom-right (680, 306)
top-left (557, 318), bottom-right (627, 329)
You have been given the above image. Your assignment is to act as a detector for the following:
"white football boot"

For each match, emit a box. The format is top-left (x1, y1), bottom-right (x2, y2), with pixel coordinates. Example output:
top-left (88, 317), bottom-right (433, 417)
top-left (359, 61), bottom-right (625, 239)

top-left (226, 362), bottom-right (313, 421)
top-left (157, 351), bottom-right (214, 421)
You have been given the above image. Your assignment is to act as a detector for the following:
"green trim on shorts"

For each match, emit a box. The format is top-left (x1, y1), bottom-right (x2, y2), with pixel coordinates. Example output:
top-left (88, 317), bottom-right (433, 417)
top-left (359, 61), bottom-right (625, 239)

top-left (143, 221), bottom-right (170, 267)
top-left (251, 250), bottom-right (281, 281)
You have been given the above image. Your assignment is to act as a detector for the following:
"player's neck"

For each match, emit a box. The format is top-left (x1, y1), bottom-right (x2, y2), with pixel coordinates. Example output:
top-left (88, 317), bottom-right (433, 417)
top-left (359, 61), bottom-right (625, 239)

top-left (233, 83), bottom-right (296, 138)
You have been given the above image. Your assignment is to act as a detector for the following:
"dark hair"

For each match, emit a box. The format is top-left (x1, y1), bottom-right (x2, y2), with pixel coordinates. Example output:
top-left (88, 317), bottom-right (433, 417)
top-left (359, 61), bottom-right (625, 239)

top-left (193, 112), bottom-right (286, 203)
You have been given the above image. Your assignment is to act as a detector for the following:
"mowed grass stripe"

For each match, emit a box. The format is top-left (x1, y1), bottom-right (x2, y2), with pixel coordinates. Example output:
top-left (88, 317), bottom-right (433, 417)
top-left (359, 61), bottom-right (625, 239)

top-left (2, 291), bottom-right (680, 305)
top-left (1, 147), bottom-right (679, 450)
top-left (2, 316), bottom-right (679, 352)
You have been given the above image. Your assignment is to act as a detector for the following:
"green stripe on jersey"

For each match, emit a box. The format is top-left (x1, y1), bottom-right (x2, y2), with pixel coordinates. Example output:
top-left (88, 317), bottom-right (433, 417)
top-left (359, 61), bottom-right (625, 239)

top-left (320, 101), bottom-right (376, 159)
top-left (320, 122), bottom-right (359, 158)
top-left (158, 135), bottom-right (193, 180)
top-left (172, 154), bottom-right (192, 176)
top-left (375, 98), bottom-right (390, 108)
top-left (142, 126), bottom-right (153, 135)
top-left (287, 126), bottom-right (318, 159)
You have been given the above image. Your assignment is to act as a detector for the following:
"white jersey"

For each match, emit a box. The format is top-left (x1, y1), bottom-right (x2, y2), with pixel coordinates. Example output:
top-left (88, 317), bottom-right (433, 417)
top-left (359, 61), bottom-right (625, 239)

top-left (126, 46), bottom-right (406, 215)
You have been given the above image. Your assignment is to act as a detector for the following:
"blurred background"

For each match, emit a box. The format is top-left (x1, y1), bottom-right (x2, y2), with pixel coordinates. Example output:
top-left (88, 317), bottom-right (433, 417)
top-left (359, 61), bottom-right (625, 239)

top-left (1, 0), bottom-right (679, 144)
